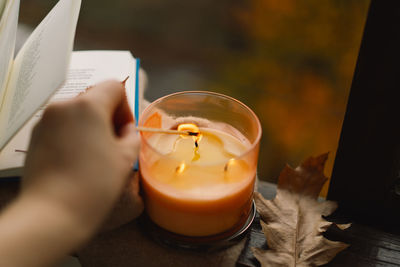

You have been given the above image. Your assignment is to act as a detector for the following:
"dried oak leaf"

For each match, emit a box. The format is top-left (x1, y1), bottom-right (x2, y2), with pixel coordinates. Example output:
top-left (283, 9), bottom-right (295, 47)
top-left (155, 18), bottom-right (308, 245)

top-left (252, 153), bottom-right (350, 267)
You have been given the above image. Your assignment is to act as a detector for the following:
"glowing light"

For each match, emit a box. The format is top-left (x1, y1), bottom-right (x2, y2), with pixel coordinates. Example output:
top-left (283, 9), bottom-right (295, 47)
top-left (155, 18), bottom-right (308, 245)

top-left (175, 162), bottom-right (186, 174)
top-left (224, 158), bottom-right (236, 172)
top-left (177, 123), bottom-right (202, 146)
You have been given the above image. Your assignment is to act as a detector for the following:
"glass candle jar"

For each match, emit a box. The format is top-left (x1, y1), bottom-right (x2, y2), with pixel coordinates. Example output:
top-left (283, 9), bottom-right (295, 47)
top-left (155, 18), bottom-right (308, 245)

top-left (139, 91), bottom-right (261, 238)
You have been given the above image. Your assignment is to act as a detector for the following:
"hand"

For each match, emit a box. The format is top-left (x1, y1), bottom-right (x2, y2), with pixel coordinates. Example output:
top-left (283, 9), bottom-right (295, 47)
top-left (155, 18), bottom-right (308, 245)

top-left (22, 80), bottom-right (143, 235)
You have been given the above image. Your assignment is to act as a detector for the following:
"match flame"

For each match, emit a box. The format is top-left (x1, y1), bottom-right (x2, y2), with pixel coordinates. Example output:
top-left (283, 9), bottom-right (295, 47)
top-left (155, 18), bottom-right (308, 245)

top-left (177, 123), bottom-right (202, 147)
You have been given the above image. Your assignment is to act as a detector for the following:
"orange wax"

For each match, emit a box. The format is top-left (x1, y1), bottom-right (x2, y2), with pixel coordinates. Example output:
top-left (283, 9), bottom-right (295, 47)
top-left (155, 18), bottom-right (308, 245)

top-left (140, 127), bottom-right (256, 237)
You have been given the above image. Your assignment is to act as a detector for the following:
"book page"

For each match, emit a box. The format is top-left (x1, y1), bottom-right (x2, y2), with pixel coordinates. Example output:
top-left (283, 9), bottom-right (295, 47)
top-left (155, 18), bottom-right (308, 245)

top-left (49, 50), bottom-right (137, 112)
top-left (0, 0), bottom-right (6, 16)
top-left (0, 50), bottom-right (138, 176)
top-left (0, 0), bottom-right (81, 150)
top-left (0, 0), bottom-right (19, 105)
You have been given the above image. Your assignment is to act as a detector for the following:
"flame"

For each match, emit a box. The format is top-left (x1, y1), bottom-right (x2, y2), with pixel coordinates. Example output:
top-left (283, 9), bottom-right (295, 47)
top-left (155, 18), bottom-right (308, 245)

top-left (224, 158), bottom-right (236, 172)
top-left (177, 123), bottom-right (202, 146)
top-left (175, 162), bottom-right (186, 174)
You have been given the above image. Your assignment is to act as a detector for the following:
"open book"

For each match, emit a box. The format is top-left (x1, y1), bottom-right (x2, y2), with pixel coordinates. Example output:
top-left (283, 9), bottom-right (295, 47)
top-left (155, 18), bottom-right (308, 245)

top-left (0, 0), bottom-right (141, 177)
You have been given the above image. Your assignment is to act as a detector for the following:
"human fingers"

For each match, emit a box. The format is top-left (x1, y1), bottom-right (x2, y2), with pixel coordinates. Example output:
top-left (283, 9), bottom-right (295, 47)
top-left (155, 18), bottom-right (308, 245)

top-left (113, 92), bottom-right (134, 136)
top-left (118, 123), bottom-right (140, 162)
top-left (101, 172), bottom-right (144, 231)
top-left (80, 80), bottom-right (134, 136)
top-left (82, 80), bottom-right (133, 126)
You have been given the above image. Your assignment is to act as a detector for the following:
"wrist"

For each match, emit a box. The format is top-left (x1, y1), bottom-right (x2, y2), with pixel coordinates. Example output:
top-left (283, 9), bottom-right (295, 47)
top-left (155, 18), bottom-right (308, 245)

top-left (18, 189), bottom-right (94, 244)
top-left (22, 172), bottom-right (115, 235)
top-left (0, 191), bottom-right (92, 267)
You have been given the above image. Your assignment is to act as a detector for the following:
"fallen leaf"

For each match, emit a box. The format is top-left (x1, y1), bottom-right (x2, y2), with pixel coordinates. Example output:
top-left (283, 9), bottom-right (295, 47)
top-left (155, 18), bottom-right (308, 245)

top-left (252, 153), bottom-right (350, 267)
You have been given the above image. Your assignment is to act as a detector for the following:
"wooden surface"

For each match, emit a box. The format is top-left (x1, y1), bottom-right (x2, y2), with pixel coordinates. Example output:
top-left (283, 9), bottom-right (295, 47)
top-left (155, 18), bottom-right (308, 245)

top-left (237, 182), bottom-right (400, 267)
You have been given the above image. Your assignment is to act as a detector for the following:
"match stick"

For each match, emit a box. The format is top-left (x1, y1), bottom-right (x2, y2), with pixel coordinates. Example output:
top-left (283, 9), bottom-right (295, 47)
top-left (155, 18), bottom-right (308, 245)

top-left (121, 76), bottom-right (129, 86)
top-left (136, 126), bottom-right (199, 136)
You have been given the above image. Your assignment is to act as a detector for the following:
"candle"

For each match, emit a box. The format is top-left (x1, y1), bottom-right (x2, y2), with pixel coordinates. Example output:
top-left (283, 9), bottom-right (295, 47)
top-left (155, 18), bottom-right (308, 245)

top-left (139, 92), bottom-right (261, 238)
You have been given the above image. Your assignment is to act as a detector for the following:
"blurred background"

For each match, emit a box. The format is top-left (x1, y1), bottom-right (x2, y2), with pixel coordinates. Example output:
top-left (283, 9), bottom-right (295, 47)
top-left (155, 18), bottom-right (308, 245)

top-left (19, 0), bottom-right (370, 196)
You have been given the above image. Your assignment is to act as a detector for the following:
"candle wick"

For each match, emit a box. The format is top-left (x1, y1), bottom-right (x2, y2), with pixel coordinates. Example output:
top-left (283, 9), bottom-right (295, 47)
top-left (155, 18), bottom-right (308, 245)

top-left (224, 159), bottom-right (235, 172)
top-left (194, 140), bottom-right (199, 148)
top-left (176, 162), bottom-right (186, 173)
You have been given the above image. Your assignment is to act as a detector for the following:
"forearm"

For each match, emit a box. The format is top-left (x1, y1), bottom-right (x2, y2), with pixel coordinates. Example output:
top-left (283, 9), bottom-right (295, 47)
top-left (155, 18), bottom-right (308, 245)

top-left (0, 192), bottom-right (91, 267)
top-left (0, 81), bottom-right (141, 266)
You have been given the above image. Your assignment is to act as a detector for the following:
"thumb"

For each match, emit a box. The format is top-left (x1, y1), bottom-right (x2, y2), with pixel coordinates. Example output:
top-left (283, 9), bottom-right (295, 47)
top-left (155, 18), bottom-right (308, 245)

top-left (119, 123), bottom-right (141, 160)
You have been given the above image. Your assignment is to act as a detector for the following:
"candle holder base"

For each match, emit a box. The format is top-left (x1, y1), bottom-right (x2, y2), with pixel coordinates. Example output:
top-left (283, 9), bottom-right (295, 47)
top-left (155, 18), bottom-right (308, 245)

top-left (139, 200), bottom-right (256, 252)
